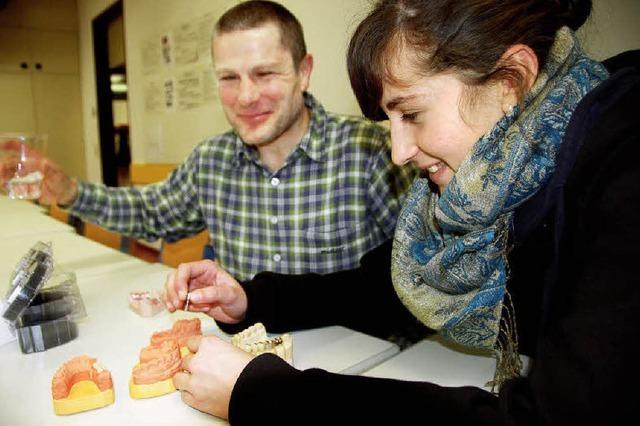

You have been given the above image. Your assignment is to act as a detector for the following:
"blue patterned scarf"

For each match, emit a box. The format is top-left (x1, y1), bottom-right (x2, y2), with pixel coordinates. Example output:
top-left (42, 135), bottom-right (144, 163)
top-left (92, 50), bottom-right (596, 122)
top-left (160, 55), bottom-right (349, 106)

top-left (391, 28), bottom-right (609, 350)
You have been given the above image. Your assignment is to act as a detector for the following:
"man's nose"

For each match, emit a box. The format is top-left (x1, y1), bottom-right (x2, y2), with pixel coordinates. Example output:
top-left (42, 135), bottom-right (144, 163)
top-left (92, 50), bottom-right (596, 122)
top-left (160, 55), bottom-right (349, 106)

top-left (238, 78), bottom-right (260, 105)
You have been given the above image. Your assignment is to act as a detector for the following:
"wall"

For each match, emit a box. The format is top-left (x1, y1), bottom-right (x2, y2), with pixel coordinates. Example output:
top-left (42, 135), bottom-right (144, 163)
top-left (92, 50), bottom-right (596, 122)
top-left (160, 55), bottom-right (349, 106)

top-left (0, 0), bottom-right (86, 179)
top-left (276, 0), bottom-right (372, 117)
top-left (76, 0), bottom-right (639, 182)
top-left (578, 0), bottom-right (640, 60)
top-left (123, 0), bottom-right (236, 165)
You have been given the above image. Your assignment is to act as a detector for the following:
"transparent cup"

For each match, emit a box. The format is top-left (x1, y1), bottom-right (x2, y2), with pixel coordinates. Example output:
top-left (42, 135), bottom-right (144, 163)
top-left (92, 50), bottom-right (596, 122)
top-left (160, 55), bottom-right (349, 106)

top-left (0, 133), bottom-right (48, 200)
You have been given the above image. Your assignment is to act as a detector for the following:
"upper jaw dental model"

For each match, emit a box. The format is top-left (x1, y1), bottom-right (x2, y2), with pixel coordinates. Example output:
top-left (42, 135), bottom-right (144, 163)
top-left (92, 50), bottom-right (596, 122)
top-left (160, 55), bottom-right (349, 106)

top-left (231, 322), bottom-right (292, 363)
top-left (51, 355), bottom-right (115, 415)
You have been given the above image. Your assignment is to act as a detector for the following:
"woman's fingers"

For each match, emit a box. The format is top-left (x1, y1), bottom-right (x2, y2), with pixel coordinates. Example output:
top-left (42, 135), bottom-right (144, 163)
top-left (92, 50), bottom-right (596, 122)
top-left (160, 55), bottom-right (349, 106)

top-left (186, 335), bottom-right (203, 354)
top-left (173, 371), bottom-right (191, 393)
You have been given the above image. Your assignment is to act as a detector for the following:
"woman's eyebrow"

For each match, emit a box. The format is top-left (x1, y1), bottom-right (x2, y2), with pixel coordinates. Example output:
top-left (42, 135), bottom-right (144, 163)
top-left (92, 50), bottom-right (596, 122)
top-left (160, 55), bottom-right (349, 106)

top-left (385, 95), bottom-right (418, 111)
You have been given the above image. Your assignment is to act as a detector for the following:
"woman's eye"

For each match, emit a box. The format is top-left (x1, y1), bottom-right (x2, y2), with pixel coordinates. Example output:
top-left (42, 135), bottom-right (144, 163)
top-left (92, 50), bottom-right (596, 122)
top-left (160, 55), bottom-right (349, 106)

top-left (401, 112), bottom-right (419, 122)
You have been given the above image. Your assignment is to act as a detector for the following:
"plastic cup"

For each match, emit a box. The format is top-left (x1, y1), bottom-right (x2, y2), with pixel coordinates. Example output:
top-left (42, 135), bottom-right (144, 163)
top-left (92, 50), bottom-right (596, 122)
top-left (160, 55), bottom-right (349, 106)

top-left (0, 133), bottom-right (48, 200)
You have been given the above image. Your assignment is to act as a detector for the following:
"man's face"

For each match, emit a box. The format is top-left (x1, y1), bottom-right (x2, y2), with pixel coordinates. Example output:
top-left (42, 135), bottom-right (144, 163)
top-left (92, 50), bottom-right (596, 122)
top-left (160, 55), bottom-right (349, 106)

top-left (213, 24), bottom-right (311, 147)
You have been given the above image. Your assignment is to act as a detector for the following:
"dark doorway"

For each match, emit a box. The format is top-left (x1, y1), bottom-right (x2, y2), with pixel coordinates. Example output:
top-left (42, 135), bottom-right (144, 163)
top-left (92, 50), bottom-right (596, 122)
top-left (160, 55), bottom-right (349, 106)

top-left (92, 0), bottom-right (130, 187)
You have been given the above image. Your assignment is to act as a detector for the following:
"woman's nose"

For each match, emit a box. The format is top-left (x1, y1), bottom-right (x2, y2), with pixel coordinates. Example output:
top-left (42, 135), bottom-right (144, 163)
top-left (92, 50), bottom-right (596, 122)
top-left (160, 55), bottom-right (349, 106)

top-left (390, 124), bottom-right (417, 166)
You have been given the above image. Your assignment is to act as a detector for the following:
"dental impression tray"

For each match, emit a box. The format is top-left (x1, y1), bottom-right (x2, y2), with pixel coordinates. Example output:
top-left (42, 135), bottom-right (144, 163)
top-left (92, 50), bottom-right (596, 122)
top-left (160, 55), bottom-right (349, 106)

top-left (231, 323), bottom-right (292, 363)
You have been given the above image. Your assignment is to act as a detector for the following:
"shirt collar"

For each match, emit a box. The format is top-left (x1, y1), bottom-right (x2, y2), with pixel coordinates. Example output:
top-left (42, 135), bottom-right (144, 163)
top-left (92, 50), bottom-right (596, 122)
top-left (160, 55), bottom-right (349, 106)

top-left (232, 92), bottom-right (328, 167)
top-left (297, 92), bottom-right (327, 162)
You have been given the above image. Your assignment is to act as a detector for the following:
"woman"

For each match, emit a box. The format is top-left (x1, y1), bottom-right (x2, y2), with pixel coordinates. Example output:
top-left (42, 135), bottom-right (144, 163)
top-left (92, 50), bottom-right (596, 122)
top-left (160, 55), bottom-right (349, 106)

top-left (163, 0), bottom-right (640, 423)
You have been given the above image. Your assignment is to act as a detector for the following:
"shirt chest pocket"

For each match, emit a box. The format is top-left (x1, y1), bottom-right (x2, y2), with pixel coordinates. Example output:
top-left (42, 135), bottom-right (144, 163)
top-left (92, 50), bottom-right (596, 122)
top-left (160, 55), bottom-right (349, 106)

top-left (305, 223), bottom-right (364, 254)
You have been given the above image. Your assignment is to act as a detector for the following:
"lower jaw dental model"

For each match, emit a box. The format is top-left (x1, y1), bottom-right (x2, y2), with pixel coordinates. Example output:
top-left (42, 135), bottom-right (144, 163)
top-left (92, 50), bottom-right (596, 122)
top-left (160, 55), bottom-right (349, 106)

top-left (129, 318), bottom-right (202, 399)
top-left (231, 322), bottom-right (292, 363)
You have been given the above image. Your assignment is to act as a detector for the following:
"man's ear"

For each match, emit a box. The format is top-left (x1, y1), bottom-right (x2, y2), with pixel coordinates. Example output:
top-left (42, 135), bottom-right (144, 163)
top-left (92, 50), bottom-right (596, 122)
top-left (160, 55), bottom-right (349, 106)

top-left (298, 53), bottom-right (314, 91)
top-left (498, 44), bottom-right (539, 111)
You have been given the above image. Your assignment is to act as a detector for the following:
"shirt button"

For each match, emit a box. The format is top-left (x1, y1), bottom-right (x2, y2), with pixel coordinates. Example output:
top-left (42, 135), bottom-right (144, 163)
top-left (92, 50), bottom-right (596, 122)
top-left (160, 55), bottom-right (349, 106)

top-left (273, 253), bottom-right (281, 262)
top-left (269, 216), bottom-right (278, 224)
top-left (270, 177), bottom-right (280, 186)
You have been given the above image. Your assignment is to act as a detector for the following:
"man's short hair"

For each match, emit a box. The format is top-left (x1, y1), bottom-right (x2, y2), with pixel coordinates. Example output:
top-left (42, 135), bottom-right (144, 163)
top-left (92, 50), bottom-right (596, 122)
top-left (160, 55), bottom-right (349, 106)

top-left (215, 1), bottom-right (307, 68)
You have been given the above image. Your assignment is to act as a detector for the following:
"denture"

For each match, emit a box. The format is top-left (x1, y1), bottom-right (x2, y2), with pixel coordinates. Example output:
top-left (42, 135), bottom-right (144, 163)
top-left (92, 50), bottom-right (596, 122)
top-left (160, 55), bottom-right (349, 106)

top-left (232, 322), bottom-right (293, 363)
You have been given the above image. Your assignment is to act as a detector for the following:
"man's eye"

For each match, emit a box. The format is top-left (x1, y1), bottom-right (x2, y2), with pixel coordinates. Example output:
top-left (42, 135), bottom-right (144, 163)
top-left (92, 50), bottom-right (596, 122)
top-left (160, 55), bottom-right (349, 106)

top-left (401, 112), bottom-right (419, 121)
top-left (219, 75), bottom-right (237, 81)
top-left (257, 71), bottom-right (274, 77)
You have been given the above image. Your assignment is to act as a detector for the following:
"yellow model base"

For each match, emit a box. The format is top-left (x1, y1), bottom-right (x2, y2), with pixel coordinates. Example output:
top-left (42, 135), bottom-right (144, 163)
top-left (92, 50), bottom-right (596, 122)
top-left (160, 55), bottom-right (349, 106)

top-left (180, 346), bottom-right (190, 357)
top-left (53, 380), bottom-right (114, 416)
top-left (129, 376), bottom-right (176, 399)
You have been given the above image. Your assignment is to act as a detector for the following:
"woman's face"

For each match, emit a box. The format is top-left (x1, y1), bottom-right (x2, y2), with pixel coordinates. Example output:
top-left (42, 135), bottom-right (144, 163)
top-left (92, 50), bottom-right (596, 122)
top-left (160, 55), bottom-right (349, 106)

top-left (380, 56), bottom-right (508, 194)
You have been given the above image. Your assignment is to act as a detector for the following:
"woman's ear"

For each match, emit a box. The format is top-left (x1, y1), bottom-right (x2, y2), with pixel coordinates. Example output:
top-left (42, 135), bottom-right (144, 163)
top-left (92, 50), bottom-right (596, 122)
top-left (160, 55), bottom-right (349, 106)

top-left (498, 44), bottom-right (539, 112)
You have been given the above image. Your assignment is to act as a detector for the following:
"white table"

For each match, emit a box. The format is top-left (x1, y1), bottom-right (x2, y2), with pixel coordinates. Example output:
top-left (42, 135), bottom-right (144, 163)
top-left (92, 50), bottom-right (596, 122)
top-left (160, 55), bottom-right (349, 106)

top-left (0, 195), bottom-right (74, 238)
top-left (292, 325), bottom-right (399, 375)
top-left (0, 239), bottom-right (399, 425)
top-left (364, 334), bottom-right (530, 390)
top-left (0, 231), bottom-right (145, 281)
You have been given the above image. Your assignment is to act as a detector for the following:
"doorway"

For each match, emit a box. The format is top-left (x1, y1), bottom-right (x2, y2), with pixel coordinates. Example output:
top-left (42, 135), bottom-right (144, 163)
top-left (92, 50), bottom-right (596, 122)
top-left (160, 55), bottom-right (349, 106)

top-left (93, 0), bottom-right (130, 187)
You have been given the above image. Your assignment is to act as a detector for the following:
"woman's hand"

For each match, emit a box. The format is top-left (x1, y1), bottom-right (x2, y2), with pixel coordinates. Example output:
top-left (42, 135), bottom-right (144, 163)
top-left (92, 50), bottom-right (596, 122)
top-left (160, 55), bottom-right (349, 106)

top-left (163, 259), bottom-right (248, 324)
top-left (173, 335), bottom-right (253, 419)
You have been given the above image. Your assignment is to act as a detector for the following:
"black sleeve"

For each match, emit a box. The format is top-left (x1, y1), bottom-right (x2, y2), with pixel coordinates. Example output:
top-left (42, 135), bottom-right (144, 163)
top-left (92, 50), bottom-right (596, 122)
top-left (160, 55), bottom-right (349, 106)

top-left (229, 353), bottom-right (501, 425)
top-left (503, 66), bottom-right (640, 425)
top-left (218, 240), bottom-right (428, 341)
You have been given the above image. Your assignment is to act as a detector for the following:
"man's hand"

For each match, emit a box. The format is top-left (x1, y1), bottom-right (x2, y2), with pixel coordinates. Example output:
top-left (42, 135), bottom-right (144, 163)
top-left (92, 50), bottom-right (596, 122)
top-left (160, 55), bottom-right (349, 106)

top-left (163, 259), bottom-right (248, 324)
top-left (173, 335), bottom-right (253, 419)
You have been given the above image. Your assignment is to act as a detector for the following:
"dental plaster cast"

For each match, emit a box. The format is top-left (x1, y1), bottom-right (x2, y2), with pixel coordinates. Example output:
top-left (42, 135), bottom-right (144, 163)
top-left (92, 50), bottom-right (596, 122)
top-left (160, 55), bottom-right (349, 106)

top-left (51, 355), bottom-right (114, 415)
top-left (129, 318), bottom-right (202, 399)
top-left (150, 317), bottom-right (201, 347)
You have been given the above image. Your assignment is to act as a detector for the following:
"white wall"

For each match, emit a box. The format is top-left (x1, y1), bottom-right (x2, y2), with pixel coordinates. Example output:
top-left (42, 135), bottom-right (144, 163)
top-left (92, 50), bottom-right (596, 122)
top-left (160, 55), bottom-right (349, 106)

top-left (578, 0), bottom-right (640, 60)
top-left (277, 0), bottom-right (372, 117)
top-left (76, 0), bottom-right (640, 182)
top-left (123, 0), bottom-right (236, 165)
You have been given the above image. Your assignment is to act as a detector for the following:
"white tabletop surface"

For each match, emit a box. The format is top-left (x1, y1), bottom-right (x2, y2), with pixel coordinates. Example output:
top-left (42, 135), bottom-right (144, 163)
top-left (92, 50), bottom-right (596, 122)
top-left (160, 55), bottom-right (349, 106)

top-left (364, 334), bottom-right (530, 390)
top-left (0, 231), bottom-right (145, 281)
top-left (0, 235), bottom-right (399, 425)
top-left (0, 195), bottom-right (74, 237)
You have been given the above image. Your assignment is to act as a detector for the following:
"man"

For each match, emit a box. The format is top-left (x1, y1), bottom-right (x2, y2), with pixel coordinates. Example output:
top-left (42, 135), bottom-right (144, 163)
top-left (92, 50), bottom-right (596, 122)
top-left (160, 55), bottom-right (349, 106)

top-left (2, 1), bottom-right (415, 280)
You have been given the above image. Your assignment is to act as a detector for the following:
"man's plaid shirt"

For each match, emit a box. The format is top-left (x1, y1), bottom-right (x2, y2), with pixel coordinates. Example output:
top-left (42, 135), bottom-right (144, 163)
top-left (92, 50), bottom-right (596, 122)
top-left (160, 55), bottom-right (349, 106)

top-left (70, 93), bottom-right (416, 280)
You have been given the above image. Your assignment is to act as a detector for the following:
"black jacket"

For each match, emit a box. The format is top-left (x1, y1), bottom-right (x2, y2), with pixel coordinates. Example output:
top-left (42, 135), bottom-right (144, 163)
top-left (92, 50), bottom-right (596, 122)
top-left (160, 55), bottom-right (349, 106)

top-left (222, 51), bottom-right (640, 425)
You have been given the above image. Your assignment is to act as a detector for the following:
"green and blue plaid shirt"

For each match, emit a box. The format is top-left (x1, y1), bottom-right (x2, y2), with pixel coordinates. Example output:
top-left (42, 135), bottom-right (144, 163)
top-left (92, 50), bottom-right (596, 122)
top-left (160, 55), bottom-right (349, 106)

top-left (70, 93), bottom-right (416, 280)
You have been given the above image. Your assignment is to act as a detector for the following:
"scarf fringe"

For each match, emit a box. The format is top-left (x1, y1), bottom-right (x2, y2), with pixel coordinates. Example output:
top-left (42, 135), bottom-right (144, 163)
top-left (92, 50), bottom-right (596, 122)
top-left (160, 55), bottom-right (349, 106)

top-left (487, 291), bottom-right (523, 393)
